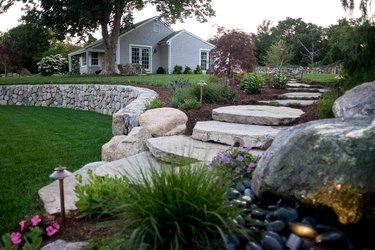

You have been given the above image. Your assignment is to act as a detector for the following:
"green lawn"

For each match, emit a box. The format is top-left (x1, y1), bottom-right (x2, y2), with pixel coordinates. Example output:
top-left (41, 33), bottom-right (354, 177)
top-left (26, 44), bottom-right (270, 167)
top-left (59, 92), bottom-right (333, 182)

top-left (0, 106), bottom-right (112, 235)
top-left (0, 74), bottom-right (211, 87)
top-left (301, 73), bottom-right (336, 83)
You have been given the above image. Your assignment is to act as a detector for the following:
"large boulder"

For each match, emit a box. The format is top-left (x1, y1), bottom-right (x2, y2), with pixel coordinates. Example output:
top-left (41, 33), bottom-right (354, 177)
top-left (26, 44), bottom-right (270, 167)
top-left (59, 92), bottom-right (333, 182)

top-left (118, 63), bottom-right (146, 76)
top-left (139, 107), bottom-right (188, 136)
top-left (251, 117), bottom-right (375, 224)
top-left (333, 81), bottom-right (375, 118)
top-left (102, 126), bottom-right (152, 161)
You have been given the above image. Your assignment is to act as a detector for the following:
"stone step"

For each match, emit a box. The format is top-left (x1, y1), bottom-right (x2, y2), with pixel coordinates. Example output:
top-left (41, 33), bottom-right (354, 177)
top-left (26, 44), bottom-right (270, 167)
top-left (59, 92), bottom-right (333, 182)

top-left (146, 135), bottom-right (266, 164)
top-left (278, 92), bottom-right (322, 100)
top-left (95, 152), bottom-right (161, 179)
top-left (212, 105), bottom-right (305, 126)
top-left (38, 162), bottom-right (107, 215)
top-left (287, 82), bottom-right (325, 89)
top-left (287, 87), bottom-right (328, 93)
top-left (192, 121), bottom-right (285, 149)
top-left (259, 99), bottom-right (315, 107)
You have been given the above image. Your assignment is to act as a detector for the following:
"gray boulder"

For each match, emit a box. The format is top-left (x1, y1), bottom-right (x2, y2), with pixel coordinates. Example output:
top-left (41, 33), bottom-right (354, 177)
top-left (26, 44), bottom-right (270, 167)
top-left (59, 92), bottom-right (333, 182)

top-left (119, 63), bottom-right (146, 76)
top-left (251, 117), bottom-right (375, 224)
top-left (333, 81), bottom-right (375, 118)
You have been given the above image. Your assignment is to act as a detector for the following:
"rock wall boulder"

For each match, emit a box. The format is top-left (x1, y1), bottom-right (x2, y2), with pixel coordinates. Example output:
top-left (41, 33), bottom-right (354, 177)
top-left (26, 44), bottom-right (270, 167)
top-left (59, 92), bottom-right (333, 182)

top-left (333, 81), bottom-right (375, 118)
top-left (251, 117), bottom-right (375, 224)
top-left (119, 63), bottom-right (146, 76)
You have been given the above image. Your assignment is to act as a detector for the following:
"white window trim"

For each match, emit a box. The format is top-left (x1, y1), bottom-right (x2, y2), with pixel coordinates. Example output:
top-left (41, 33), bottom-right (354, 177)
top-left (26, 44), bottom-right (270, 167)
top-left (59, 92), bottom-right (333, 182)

top-left (81, 53), bottom-right (87, 67)
top-left (128, 44), bottom-right (153, 73)
top-left (199, 49), bottom-right (210, 72)
top-left (89, 52), bottom-right (100, 66)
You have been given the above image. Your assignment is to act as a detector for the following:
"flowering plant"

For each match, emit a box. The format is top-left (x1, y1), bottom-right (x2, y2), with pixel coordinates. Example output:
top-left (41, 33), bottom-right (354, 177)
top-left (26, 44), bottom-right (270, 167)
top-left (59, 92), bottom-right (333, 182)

top-left (210, 145), bottom-right (261, 181)
top-left (0, 214), bottom-right (59, 250)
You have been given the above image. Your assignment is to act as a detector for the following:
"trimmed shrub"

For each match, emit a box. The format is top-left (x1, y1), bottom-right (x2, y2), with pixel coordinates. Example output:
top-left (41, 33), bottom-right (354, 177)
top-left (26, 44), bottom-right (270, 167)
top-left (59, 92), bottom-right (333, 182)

top-left (37, 54), bottom-right (67, 76)
top-left (145, 96), bottom-right (164, 110)
top-left (240, 73), bottom-right (265, 94)
top-left (317, 91), bottom-right (336, 118)
top-left (107, 165), bottom-right (246, 249)
top-left (272, 72), bottom-right (288, 89)
top-left (156, 66), bottom-right (165, 74)
top-left (183, 66), bottom-right (193, 74)
top-left (173, 65), bottom-right (183, 74)
top-left (194, 65), bottom-right (202, 74)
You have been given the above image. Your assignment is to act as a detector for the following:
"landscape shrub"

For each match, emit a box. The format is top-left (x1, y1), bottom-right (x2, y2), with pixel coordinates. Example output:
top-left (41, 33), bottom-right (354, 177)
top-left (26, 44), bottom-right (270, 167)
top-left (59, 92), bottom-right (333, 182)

top-left (107, 165), bottom-right (245, 249)
top-left (156, 66), bottom-right (165, 74)
top-left (190, 79), bottom-right (235, 103)
top-left (170, 79), bottom-right (190, 91)
top-left (240, 73), bottom-right (265, 94)
top-left (74, 170), bottom-right (129, 219)
top-left (178, 97), bottom-right (200, 109)
top-left (37, 54), bottom-right (67, 76)
top-left (145, 96), bottom-right (164, 110)
top-left (183, 65), bottom-right (193, 74)
top-left (173, 65), bottom-right (183, 74)
top-left (194, 65), bottom-right (202, 74)
top-left (272, 72), bottom-right (288, 89)
top-left (316, 91), bottom-right (336, 118)
top-left (171, 86), bottom-right (199, 110)
top-left (210, 145), bottom-right (260, 182)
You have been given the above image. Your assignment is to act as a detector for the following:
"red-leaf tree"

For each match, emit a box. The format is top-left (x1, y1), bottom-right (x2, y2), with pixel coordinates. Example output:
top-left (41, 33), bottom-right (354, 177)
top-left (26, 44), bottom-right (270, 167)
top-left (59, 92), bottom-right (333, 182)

top-left (0, 41), bottom-right (21, 75)
top-left (209, 27), bottom-right (257, 78)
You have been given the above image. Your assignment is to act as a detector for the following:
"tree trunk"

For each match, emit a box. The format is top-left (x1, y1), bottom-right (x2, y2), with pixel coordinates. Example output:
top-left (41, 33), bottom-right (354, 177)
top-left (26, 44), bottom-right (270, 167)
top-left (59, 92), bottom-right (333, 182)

top-left (101, 42), bottom-right (119, 75)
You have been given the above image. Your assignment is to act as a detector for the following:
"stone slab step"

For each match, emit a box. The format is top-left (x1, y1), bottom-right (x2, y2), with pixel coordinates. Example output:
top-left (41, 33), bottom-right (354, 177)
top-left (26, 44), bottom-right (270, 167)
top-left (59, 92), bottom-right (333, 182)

top-left (278, 92), bottom-right (322, 100)
top-left (212, 105), bottom-right (305, 126)
top-left (259, 99), bottom-right (315, 107)
top-left (95, 152), bottom-right (161, 179)
top-left (39, 161), bottom-right (107, 215)
top-left (287, 82), bottom-right (312, 88)
top-left (192, 121), bottom-right (285, 149)
top-left (146, 135), bottom-right (242, 164)
top-left (287, 87), bottom-right (328, 93)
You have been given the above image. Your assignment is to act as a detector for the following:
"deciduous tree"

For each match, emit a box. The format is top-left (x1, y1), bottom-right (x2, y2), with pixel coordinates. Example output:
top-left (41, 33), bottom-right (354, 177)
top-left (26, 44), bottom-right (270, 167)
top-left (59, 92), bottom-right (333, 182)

top-left (0, 41), bottom-right (21, 75)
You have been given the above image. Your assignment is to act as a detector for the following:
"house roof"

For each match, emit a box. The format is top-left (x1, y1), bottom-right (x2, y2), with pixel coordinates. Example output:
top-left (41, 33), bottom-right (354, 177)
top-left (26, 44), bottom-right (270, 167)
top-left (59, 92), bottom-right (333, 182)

top-left (158, 30), bottom-right (184, 44)
top-left (158, 29), bottom-right (215, 48)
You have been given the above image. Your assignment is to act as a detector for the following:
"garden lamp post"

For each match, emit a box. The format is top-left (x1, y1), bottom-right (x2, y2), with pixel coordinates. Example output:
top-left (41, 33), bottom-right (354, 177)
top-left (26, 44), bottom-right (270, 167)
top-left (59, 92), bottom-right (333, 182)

top-left (198, 80), bottom-right (207, 106)
top-left (49, 166), bottom-right (72, 223)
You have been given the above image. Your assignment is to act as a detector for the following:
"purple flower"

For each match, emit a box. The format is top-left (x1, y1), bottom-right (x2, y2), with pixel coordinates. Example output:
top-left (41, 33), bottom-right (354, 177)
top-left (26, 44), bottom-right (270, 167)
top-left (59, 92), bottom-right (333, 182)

top-left (10, 232), bottom-right (22, 245)
top-left (223, 156), bottom-right (231, 164)
top-left (235, 167), bottom-right (242, 173)
top-left (248, 162), bottom-right (255, 168)
top-left (236, 156), bottom-right (244, 162)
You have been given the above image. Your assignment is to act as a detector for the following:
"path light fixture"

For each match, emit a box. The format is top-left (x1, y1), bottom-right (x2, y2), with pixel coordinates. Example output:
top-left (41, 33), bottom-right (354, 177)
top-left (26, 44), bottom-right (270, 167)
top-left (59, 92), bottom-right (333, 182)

top-left (198, 80), bottom-right (207, 106)
top-left (49, 166), bottom-right (72, 223)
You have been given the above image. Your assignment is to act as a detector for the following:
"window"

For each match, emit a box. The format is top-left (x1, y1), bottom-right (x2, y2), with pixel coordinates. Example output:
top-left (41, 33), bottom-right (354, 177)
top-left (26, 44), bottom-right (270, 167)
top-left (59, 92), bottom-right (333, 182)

top-left (81, 54), bottom-right (86, 66)
top-left (200, 51), bottom-right (209, 70)
top-left (131, 46), bottom-right (151, 71)
top-left (91, 52), bottom-right (99, 65)
top-left (153, 23), bottom-right (160, 32)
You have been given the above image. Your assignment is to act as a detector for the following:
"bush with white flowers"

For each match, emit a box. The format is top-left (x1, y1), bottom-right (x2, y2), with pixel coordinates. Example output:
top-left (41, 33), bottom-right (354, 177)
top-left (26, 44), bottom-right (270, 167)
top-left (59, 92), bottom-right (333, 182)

top-left (37, 54), bottom-right (67, 76)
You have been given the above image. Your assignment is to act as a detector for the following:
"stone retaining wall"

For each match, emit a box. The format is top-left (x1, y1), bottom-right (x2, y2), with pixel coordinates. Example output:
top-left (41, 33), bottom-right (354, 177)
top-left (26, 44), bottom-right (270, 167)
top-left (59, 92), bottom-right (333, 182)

top-left (0, 84), bottom-right (158, 135)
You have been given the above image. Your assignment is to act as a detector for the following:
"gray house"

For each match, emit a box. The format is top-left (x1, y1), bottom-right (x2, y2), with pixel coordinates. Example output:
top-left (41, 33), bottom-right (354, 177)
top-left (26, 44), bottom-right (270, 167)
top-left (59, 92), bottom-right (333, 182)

top-left (68, 16), bottom-right (214, 74)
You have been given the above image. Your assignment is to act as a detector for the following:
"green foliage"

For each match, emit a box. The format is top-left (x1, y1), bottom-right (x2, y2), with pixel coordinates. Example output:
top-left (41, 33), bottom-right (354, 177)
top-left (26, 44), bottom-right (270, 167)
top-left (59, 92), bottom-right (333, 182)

top-left (183, 65), bottom-right (193, 74)
top-left (171, 86), bottom-right (199, 109)
top-left (240, 73), bottom-right (265, 94)
top-left (107, 165), bottom-right (245, 249)
top-left (194, 65), bottom-right (202, 74)
top-left (145, 96), bottom-right (164, 110)
top-left (190, 80), bottom-right (235, 103)
top-left (156, 66), bottom-right (165, 74)
top-left (37, 54), bottom-right (67, 76)
top-left (172, 65), bottom-right (183, 74)
top-left (210, 146), bottom-right (260, 181)
top-left (317, 91), bottom-right (336, 118)
top-left (0, 106), bottom-right (112, 235)
top-left (75, 170), bottom-right (129, 219)
top-left (178, 97), bottom-right (200, 109)
top-left (265, 40), bottom-right (291, 69)
top-left (301, 73), bottom-right (336, 83)
top-left (272, 72), bottom-right (288, 89)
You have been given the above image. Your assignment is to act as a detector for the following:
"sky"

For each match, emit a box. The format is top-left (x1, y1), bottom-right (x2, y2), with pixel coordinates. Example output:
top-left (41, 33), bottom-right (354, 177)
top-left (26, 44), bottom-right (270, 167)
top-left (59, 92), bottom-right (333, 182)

top-left (0, 0), bottom-right (362, 40)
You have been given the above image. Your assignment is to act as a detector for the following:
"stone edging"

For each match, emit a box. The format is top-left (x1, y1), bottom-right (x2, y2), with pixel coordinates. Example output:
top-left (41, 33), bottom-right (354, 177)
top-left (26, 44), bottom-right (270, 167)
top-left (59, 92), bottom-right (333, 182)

top-left (0, 84), bottom-right (158, 135)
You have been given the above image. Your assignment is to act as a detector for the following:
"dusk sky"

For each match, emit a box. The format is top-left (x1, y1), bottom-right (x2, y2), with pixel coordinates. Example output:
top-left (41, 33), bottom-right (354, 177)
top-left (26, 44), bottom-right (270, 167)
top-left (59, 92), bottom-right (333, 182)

top-left (0, 0), bottom-right (362, 40)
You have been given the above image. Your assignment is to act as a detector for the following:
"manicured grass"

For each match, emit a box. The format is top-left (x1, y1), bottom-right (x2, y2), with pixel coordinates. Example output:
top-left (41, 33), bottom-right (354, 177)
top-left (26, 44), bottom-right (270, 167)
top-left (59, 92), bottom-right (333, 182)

top-left (301, 73), bottom-right (336, 83)
top-left (0, 106), bottom-right (112, 235)
top-left (0, 74), bottom-right (211, 87)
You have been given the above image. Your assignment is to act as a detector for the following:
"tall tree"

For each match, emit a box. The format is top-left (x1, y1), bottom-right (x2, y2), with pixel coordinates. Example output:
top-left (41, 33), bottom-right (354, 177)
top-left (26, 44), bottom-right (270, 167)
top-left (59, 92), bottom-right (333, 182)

top-left (0, 41), bottom-right (21, 75)
top-left (210, 27), bottom-right (257, 78)
top-left (265, 40), bottom-right (291, 69)
top-left (341, 0), bottom-right (372, 16)
top-left (1, 0), bottom-right (215, 75)
top-left (253, 20), bottom-right (273, 66)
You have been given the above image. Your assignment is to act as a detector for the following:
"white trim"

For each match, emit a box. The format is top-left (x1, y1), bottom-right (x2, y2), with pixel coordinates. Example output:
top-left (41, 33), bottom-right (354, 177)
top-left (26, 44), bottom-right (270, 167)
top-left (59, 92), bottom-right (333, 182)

top-left (89, 52), bottom-right (100, 66)
top-left (128, 44), bottom-right (153, 73)
top-left (116, 38), bottom-right (121, 64)
top-left (164, 30), bottom-right (215, 48)
top-left (168, 42), bottom-right (172, 74)
top-left (199, 49), bottom-right (210, 71)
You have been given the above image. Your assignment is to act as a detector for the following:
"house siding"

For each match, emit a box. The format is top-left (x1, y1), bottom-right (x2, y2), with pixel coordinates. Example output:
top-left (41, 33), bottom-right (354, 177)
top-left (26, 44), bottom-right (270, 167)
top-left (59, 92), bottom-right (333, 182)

top-left (159, 44), bottom-right (169, 73)
top-left (169, 32), bottom-right (214, 74)
top-left (119, 19), bottom-right (173, 73)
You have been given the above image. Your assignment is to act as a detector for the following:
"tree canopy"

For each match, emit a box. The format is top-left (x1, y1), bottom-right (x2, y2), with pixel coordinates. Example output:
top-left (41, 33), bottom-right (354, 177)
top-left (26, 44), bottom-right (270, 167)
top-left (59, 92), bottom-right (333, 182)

top-left (341, 0), bottom-right (372, 16)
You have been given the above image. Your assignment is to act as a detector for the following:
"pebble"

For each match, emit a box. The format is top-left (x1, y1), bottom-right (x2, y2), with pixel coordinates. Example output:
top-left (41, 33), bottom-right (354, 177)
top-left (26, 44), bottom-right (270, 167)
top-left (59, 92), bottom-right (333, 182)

top-left (245, 241), bottom-right (264, 250)
top-left (265, 220), bottom-right (286, 232)
top-left (271, 207), bottom-right (298, 222)
top-left (261, 234), bottom-right (285, 250)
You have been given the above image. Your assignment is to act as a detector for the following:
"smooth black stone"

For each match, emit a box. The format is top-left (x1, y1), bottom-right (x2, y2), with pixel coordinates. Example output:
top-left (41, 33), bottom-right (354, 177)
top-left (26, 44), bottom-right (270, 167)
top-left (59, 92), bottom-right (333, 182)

top-left (246, 241), bottom-right (264, 250)
top-left (271, 207), bottom-right (298, 222)
top-left (315, 224), bottom-right (338, 233)
top-left (236, 182), bottom-right (246, 193)
top-left (235, 215), bottom-right (246, 226)
top-left (242, 195), bottom-right (253, 203)
top-left (268, 205), bottom-right (279, 210)
top-left (225, 243), bottom-right (236, 250)
top-left (261, 234), bottom-right (285, 250)
top-left (315, 231), bottom-right (346, 244)
top-left (265, 220), bottom-right (286, 232)
top-left (244, 188), bottom-right (255, 199)
top-left (286, 233), bottom-right (302, 250)
top-left (262, 231), bottom-right (285, 246)
top-left (251, 209), bottom-right (267, 219)
top-left (301, 216), bottom-right (317, 227)
top-left (242, 179), bottom-right (252, 188)
top-left (227, 188), bottom-right (241, 200)
top-left (225, 234), bottom-right (241, 246)
top-left (249, 226), bottom-right (262, 235)
top-left (232, 199), bottom-right (247, 208)
top-left (249, 219), bottom-right (265, 228)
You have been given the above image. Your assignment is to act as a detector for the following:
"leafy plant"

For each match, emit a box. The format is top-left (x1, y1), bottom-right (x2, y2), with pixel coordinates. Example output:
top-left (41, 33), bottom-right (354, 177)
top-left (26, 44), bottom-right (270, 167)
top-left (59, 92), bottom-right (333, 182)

top-left (37, 54), bottom-right (67, 76)
top-left (272, 72), bottom-right (288, 89)
top-left (74, 170), bottom-right (129, 219)
top-left (107, 165), bottom-right (246, 249)
top-left (170, 79), bottom-right (190, 91)
top-left (178, 97), bottom-right (200, 109)
top-left (172, 65), bottom-right (183, 74)
top-left (210, 145), bottom-right (261, 182)
top-left (171, 86), bottom-right (198, 109)
top-left (183, 65), bottom-right (193, 74)
top-left (240, 73), bottom-right (265, 94)
top-left (194, 65), bottom-right (202, 74)
top-left (156, 67), bottom-right (165, 74)
top-left (316, 91), bottom-right (336, 118)
top-left (190, 80), bottom-right (235, 103)
top-left (145, 96), bottom-right (164, 110)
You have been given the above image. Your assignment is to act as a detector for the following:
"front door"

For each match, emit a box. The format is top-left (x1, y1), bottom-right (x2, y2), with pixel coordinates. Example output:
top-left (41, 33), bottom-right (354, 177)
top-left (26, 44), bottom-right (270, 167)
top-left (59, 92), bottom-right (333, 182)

top-left (131, 46), bottom-right (151, 72)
